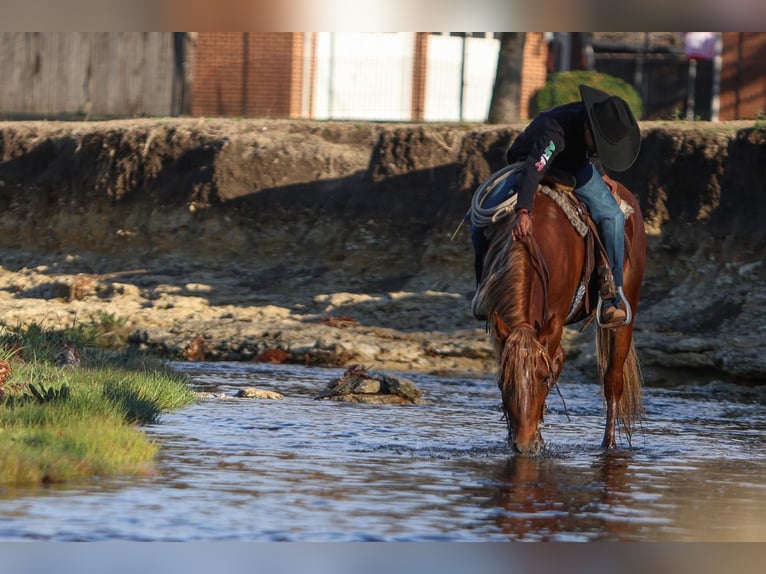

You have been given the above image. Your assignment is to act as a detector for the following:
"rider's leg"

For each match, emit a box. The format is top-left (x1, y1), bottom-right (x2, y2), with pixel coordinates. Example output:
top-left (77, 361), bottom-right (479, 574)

top-left (471, 225), bottom-right (489, 287)
top-left (572, 163), bottom-right (626, 320)
top-left (470, 225), bottom-right (489, 320)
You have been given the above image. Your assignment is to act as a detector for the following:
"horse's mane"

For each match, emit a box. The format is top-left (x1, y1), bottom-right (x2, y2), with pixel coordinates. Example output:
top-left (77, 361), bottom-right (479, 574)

top-left (477, 219), bottom-right (530, 340)
top-left (477, 221), bottom-right (553, 438)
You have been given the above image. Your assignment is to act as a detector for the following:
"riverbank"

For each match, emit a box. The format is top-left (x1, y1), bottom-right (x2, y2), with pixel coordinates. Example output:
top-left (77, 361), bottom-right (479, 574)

top-left (0, 322), bottom-right (195, 485)
top-left (0, 249), bottom-right (497, 376)
top-left (0, 118), bottom-right (764, 383)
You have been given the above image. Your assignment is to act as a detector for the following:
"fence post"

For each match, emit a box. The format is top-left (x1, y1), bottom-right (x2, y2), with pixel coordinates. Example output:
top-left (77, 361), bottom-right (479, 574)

top-left (411, 33), bottom-right (427, 121)
top-left (686, 58), bottom-right (697, 121)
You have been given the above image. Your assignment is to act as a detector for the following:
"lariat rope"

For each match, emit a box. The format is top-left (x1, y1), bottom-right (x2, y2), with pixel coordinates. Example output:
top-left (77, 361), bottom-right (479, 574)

top-left (450, 162), bottom-right (526, 241)
top-left (469, 162), bottom-right (526, 228)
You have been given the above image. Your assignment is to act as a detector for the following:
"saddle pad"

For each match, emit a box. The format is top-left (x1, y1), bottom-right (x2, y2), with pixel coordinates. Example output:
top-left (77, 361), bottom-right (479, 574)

top-left (539, 185), bottom-right (590, 237)
top-left (540, 183), bottom-right (634, 238)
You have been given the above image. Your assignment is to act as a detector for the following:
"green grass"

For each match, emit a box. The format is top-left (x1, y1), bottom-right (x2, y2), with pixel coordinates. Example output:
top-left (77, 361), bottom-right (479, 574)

top-left (0, 321), bottom-right (196, 486)
top-left (532, 70), bottom-right (643, 120)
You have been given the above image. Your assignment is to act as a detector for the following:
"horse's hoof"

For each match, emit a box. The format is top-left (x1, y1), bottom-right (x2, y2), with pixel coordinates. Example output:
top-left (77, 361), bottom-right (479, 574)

top-left (601, 438), bottom-right (617, 449)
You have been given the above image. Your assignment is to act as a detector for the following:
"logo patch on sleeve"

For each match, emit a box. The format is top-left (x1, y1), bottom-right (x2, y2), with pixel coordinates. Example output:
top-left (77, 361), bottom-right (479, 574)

top-left (535, 140), bottom-right (556, 172)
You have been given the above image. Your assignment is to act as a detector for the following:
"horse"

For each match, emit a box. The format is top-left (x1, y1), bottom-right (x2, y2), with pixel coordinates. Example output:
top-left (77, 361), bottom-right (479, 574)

top-left (475, 174), bottom-right (646, 455)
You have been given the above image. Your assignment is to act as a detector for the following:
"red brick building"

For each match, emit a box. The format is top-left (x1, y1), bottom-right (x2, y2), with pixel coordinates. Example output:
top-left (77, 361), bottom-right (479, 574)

top-left (519, 33), bottom-right (549, 121)
top-left (720, 32), bottom-right (766, 120)
top-left (190, 32), bottom-right (548, 121)
top-left (191, 33), bottom-right (305, 118)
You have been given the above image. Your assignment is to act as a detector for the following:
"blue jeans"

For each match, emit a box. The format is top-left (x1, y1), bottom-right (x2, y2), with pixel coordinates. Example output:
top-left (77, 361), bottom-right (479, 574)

top-left (573, 163), bottom-right (625, 289)
top-left (471, 164), bottom-right (624, 291)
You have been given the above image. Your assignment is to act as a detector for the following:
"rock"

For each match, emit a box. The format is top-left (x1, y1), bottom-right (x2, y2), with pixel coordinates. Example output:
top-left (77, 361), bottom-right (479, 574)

top-left (315, 364), bottom-right (427, 404)
top-left (194, 391), bottom-right (228, 399)
top-left (235, 387), bottom-right (284, 399)
top-left (351, 378), bottom-right (381, 394)
top-left (378, 373), bottom-right (423, 402)
top-left (184, 335), bottom-right (207, 361)
top-left (255, 348), bottom-right (290, 363)
top-left (54, 344), bottom-right (82, 368)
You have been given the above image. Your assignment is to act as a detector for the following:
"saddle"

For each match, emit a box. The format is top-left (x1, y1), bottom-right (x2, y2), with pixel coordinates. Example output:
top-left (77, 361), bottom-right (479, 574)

top-left (538, 174), bottom-right (634, 327)
top-left (467, 165), bottom-right (634, 327)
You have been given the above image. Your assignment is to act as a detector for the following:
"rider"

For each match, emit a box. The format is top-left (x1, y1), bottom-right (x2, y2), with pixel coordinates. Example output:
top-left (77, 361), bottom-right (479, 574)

top-left (471, 84), bottom-right (641, 326)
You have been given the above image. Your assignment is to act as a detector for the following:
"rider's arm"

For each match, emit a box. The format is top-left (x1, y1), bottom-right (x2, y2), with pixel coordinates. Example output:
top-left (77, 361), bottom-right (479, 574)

top-left (515, 118), bottom-right (566, 213)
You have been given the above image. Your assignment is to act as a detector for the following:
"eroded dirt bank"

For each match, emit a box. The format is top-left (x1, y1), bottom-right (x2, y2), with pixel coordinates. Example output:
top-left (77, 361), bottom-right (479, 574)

top-left (0, 118), bottom-right (763, 382)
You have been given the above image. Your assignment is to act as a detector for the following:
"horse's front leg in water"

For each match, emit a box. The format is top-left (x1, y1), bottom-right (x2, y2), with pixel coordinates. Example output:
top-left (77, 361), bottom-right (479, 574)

top-left (602, 402), bottom-right (619, 449)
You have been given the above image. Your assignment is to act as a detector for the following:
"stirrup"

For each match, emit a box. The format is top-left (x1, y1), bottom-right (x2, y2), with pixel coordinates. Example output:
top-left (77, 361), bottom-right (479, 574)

top-left (596, 286), bottom-right (632, 328)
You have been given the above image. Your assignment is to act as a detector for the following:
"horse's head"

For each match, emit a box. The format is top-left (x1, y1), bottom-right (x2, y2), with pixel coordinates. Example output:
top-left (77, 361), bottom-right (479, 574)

top-left (493, 312), bottom-right (555, 456)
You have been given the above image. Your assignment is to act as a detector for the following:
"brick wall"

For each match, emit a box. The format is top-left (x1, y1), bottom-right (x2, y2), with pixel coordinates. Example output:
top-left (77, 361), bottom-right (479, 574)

top-left (720, 32), bottom-right (766, 120)
top-left (192, 32), bottom-right (303, 118)
top-left (519, 33), bottom-right (549, 121)
top-left (193, 32), bottom-right (548, 121)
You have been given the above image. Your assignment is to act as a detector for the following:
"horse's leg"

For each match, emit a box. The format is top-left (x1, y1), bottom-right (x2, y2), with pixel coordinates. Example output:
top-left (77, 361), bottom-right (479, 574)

top-left (599, 325), bottom-right (635, 448)
top-left (600, 198), bottom-right (644, 448)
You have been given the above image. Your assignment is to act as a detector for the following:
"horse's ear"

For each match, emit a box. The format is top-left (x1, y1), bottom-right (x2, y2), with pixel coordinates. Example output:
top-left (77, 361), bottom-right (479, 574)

top-left (493, 311), bottom-right (511, 341)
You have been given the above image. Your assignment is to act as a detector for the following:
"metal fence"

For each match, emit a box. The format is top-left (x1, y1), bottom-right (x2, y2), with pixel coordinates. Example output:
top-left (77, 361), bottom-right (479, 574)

top-left (596, 51), bottom-right (714, 121)
top-left (309, 33), bottom-right (499, 123)
top-left (0, 32), bottom-right (717, 123)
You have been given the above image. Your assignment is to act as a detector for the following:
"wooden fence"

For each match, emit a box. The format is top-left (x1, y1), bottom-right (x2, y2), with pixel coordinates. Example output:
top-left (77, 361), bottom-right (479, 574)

top-left (0, 32), bottom-right (187, 119)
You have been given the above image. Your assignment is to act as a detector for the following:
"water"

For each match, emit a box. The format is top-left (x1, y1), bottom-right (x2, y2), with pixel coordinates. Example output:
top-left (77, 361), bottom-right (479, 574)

top-left (0, 361), bottom-right (764, 541)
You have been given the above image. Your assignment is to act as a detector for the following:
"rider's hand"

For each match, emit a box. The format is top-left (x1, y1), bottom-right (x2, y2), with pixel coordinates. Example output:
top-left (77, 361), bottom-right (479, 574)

top-left (511, 209), bottom-right (532, 240)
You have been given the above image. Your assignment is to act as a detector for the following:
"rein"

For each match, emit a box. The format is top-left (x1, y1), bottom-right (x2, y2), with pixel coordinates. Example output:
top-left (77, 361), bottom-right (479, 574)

top-left (518, 233), bottom-right (550, 326)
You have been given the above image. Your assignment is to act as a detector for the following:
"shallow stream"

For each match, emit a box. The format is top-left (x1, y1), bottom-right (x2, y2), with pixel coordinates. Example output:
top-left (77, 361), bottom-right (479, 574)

top-left (1, 362), bottom-right (764, 541)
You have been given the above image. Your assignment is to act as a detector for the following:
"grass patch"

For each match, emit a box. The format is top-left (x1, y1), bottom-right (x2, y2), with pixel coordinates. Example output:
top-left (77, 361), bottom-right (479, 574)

top-left (0, 321), bottom-right (196, 486)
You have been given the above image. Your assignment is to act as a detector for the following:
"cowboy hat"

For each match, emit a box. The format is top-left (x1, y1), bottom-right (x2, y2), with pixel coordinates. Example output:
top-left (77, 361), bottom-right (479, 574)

top-left (579, 84), bottom-right (641, 172)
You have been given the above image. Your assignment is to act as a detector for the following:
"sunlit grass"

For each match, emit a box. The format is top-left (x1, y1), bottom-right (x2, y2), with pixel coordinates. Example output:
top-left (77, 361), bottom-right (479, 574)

top-left (0, 321), bottom-right (196, 486)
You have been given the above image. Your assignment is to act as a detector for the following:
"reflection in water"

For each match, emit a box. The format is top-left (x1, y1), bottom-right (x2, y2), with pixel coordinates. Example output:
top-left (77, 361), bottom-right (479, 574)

top-left (489, 449), bottom-right (766, 542)
top-left (0, 362), bottom-right (763, 541)
top-left (490, 453), bottom-right (635, 541)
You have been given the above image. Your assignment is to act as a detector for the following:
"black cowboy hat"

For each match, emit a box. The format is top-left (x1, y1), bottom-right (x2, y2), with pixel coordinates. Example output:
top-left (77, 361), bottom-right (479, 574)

top-left (579, 84), bottom-right (641, 172)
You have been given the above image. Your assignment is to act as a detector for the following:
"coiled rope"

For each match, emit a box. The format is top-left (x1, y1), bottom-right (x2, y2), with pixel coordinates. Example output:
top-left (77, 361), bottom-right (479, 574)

top-left (450, 162), bottom-right (526, 241)
top-left (469, 162), bottom-right (526, 228)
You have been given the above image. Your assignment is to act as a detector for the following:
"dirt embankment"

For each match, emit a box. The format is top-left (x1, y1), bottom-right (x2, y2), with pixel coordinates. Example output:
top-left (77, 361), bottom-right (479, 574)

top-left (0, 118), bottom-right (763, 382)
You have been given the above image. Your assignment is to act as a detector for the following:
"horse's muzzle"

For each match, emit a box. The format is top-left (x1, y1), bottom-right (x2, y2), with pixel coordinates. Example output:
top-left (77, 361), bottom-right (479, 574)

top-left (511, 433), bottom-right (544, 457)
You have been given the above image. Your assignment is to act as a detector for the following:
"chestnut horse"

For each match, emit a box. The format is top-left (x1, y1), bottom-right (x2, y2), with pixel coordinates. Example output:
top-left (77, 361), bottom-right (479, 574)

top-left (476, 175), bottom-right (646, 455)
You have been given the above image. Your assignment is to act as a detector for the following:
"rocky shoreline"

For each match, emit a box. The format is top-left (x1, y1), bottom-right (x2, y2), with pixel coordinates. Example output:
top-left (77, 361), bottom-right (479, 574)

top-left (0, 250), bottom-right (499, 376)
top-left (0, 118), bottom-right (764, 384)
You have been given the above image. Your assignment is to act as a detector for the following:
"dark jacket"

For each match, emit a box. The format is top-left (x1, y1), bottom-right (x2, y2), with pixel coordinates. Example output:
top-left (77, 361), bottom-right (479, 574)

top-left (506, 101), bottom-right (590, 213)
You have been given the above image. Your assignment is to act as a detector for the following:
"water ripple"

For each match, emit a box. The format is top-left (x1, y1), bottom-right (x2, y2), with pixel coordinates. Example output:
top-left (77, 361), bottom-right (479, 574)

top-left (0, 361), bottom-right (764, 541)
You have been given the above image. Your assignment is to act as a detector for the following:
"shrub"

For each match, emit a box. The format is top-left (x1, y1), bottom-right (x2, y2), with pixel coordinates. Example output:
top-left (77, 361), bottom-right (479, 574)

top-left (531, 70), bottom-right (643, 120)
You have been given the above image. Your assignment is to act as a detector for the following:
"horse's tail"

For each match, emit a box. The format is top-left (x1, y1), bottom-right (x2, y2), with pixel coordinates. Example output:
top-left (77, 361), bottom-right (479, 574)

top-left (595, 329), bottom-right (644, 443)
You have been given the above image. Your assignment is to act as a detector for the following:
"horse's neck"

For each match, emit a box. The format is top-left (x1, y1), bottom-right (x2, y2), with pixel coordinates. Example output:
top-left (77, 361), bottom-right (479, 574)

top-left (482, 229), bottom-right (534, 329)
top-left (514, 237), bottom-right (550, 329)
